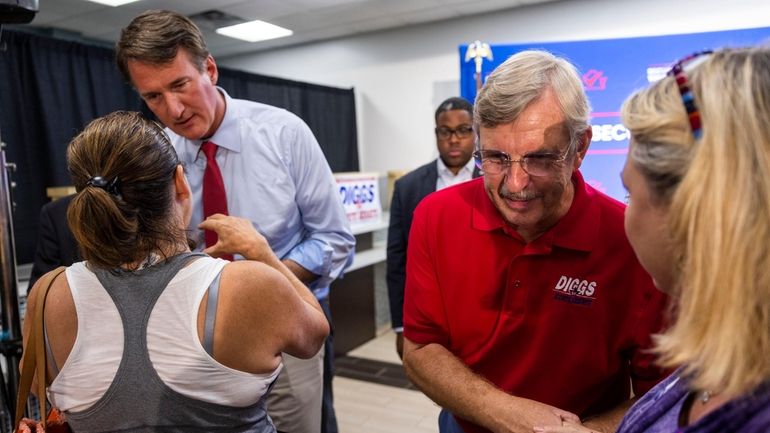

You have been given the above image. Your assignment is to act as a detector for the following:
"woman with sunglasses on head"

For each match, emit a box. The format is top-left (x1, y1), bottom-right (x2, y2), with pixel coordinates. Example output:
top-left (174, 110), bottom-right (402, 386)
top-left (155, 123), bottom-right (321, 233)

top-left (536, 46), bottom-right (770, 433)
top-left (20, 111), bottom-right (329, 432)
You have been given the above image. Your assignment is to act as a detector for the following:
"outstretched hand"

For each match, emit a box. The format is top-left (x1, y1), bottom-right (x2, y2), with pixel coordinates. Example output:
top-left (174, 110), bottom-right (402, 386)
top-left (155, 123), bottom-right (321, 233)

top-left (488, 395), bottom-right (581, 433)
top-left (198, 214), bottom-right (274, 263)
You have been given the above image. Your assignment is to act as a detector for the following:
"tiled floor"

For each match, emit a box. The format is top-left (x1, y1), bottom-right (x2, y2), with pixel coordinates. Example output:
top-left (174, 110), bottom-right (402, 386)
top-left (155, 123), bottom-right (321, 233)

top-left (345, 328), bottom-right (401, 365)
top-left (333, 330), bottom-right (441, 433)
top-left (336, 355), bottom-right (417, 390)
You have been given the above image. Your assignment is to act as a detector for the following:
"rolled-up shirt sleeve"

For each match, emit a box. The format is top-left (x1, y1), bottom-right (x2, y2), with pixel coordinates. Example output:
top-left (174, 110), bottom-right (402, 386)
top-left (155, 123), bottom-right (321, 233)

top-left (283, 119), bottom-right (355, 290)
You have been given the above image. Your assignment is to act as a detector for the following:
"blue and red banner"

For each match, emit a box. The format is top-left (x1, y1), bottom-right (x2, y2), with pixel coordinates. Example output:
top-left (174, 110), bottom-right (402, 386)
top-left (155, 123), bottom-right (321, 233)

top-left (460, 27), bottom-right (770, 201)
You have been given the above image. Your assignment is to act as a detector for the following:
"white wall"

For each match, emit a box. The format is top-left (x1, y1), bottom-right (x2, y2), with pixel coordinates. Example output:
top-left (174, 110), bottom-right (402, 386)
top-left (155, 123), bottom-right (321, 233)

top-left (220, 0), bottom-right (770, 175)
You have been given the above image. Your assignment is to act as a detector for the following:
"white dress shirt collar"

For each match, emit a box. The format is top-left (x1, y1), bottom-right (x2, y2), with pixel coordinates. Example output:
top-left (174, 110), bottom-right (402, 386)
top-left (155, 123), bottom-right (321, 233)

top-left (196, 87), bottom-right (241, 157)
top-left (436, 157), bottom-right (475, 191)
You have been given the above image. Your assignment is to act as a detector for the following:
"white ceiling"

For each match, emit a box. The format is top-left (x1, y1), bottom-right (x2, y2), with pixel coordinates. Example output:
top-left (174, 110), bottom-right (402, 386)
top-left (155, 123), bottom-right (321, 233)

top-left (21, 0), bottom-right (560, 58)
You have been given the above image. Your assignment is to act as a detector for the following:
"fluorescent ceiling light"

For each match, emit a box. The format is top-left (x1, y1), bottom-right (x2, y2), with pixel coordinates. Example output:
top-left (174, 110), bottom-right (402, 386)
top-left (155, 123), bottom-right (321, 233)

top-left (216, 20), bottom-right (293, 43)
top-left (84, 0), bottom-right (142, 6)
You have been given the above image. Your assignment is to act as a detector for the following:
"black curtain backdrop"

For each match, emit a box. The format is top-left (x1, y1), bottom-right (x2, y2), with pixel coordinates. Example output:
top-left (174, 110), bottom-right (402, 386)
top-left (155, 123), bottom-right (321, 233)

top-left (0, 29), bottom-right (359, 264)
top-left (218, 69), bottom-right (359, 173)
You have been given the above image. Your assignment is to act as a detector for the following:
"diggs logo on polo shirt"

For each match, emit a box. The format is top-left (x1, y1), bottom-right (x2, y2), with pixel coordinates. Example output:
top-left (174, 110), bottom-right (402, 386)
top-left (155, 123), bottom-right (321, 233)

top-left (553, 275), bottom-right (596, 306)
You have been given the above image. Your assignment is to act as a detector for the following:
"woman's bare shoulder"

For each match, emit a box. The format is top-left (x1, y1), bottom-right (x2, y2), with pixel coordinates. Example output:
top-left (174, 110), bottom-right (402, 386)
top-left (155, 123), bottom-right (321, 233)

top-left (218, 260), bottom-right (295, 308)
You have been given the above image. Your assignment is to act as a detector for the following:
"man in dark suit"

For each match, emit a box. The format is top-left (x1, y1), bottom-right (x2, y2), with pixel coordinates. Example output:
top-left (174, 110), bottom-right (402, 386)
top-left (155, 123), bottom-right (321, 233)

top-left (28, 194), bottom-right (79, 288)
top-left (387, 97), bottom-right (478, 358)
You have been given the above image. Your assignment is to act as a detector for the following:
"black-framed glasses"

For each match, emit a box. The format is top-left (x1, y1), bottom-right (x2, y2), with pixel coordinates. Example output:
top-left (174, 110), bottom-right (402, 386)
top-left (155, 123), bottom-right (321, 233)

top-left (473, 146), bottom-right (571, 177)
top-left (667, 50), bottom-right (713, 139)
top-left (435, 125), bottom-right (473, 139)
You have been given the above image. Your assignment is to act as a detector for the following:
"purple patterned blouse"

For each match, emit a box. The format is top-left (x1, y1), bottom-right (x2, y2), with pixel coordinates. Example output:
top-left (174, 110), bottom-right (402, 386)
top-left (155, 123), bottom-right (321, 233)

top-left (617, 368), bottom-right (770, 433)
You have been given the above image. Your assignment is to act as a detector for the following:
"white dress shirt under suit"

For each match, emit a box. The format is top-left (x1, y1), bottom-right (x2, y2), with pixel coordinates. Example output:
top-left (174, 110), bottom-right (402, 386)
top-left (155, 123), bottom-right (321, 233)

top-left (436, 156), bottom-right (475, 191)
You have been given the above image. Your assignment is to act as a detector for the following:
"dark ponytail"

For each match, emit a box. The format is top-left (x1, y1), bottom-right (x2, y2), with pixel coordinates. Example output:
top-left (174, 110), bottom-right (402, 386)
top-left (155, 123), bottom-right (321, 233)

top-left (66, 111), bottom-right (184, 269)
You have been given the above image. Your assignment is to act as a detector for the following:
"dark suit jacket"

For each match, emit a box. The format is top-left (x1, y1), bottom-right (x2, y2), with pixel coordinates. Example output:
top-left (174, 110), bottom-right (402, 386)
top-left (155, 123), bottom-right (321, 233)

top-left (386, 160), bottom-right (479, 329)
top-left (28, 194), bottom-right (79, 288)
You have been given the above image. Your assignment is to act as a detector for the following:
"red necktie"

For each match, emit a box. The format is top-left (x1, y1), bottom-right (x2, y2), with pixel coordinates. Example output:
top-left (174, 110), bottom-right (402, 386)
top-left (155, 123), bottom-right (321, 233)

top-left (201, 141), bottom-right (233, 261)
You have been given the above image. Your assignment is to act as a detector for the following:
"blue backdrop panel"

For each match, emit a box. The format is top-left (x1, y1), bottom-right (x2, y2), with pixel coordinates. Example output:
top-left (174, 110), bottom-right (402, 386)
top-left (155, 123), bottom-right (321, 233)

top-left (460, 27), bottom-right (770, 201)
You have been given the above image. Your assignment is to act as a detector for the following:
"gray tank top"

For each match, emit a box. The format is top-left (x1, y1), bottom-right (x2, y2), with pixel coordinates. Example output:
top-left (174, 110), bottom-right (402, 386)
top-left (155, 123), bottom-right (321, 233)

top-left (64, 252), bottom-right (276, 433)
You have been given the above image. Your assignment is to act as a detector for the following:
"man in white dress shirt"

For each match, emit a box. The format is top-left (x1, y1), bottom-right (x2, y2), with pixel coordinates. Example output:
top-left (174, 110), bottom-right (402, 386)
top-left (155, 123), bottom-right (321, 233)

top-left (116, 10), bottom-right (355, 433)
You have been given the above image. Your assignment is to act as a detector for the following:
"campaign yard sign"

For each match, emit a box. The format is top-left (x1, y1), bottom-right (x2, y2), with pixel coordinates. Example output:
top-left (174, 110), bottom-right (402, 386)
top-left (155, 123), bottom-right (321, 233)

top-left (335, 172), bottom-right (382, 228)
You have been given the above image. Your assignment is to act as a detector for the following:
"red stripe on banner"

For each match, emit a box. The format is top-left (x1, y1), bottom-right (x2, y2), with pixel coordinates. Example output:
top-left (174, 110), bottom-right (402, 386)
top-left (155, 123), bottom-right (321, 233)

top-left (587, 148), bottom-right (628, 155)
top-left (590, 111), bottom-right (621, 118)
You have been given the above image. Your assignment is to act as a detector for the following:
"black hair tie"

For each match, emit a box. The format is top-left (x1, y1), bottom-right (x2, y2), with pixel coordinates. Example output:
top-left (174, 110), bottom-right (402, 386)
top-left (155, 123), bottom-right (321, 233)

top-left (86, 176), bottom-right (122, 198)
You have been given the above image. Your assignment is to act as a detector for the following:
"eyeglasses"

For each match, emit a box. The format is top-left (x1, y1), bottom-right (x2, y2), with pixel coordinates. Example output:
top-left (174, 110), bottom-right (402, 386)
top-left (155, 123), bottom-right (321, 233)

top-left (473, 146), bottom-right (571, 177)
top-left (667, 50), bottom-right (713, 139)
top-left (435, 125), bottom-right (473, 139)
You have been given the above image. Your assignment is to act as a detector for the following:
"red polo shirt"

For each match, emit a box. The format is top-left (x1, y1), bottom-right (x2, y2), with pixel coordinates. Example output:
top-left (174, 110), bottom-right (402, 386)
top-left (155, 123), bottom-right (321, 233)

top-left (403, 172), bottom-right (668, 433)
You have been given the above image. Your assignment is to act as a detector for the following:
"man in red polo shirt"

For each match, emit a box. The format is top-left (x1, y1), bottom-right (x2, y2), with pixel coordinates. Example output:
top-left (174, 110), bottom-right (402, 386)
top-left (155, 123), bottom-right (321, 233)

top-left (402, 50), bottom-right (669, 433)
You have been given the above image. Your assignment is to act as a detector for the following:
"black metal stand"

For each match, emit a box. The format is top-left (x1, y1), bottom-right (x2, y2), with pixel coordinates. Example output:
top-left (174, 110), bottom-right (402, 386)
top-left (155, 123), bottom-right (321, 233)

top-left (0, 28), bottom-right (23, 430)
top-left (0, 338), bottom-right (21, 433)
top-left (0, 142), bottom-right (22, 433)
top-left (0, 6), bottom-right (43, 428)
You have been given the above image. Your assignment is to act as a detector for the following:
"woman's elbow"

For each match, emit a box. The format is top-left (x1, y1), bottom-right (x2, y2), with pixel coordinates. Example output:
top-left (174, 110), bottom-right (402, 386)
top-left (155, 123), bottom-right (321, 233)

top-left (285, 313), bottom-right (329, 359)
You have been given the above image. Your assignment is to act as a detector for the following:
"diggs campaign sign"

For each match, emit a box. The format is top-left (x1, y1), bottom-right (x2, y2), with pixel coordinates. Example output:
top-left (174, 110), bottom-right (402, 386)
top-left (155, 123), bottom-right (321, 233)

top-left (461, 27), bottom-right (770, 202)
top-left (335, 172), bottom-right (382, 227)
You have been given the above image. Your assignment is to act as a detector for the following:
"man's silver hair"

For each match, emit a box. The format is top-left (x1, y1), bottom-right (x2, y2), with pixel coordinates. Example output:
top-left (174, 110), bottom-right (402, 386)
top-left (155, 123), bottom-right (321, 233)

top-left (474, 50), bottom-right (591, 148)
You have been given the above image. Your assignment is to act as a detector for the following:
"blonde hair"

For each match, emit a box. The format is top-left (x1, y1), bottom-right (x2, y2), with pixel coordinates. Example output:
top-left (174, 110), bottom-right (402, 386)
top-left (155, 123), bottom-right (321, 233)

top-left (474, 50), bottom-right (591, 148)
top-left (621, 46), bottom-right (770, 396)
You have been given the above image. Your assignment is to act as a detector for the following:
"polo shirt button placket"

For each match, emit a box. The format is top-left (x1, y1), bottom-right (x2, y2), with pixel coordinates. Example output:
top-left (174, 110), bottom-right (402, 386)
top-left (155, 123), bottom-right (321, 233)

top-left (504, 278), bottom-right (527, 316)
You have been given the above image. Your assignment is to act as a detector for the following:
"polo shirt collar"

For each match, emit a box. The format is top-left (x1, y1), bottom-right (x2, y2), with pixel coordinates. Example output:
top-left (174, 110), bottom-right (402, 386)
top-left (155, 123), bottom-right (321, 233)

top-left (471, 171), bottom-right (599, 252)
top-left (197, 87), bottom-right (241, 154)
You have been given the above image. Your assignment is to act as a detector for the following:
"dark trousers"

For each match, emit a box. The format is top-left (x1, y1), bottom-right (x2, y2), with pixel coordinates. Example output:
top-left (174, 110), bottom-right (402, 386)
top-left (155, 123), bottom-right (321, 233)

top-left (439, 409), bottom-right (467, 433)
top-left (320, 296), bottom-right (338, 433)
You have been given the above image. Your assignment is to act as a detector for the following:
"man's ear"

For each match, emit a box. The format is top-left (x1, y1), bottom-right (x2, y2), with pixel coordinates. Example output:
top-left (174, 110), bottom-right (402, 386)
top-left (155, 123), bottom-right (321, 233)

top-left (572, 127), bottom-right (592, 169)
top-left (205, 55), bottom-right (218, 86)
